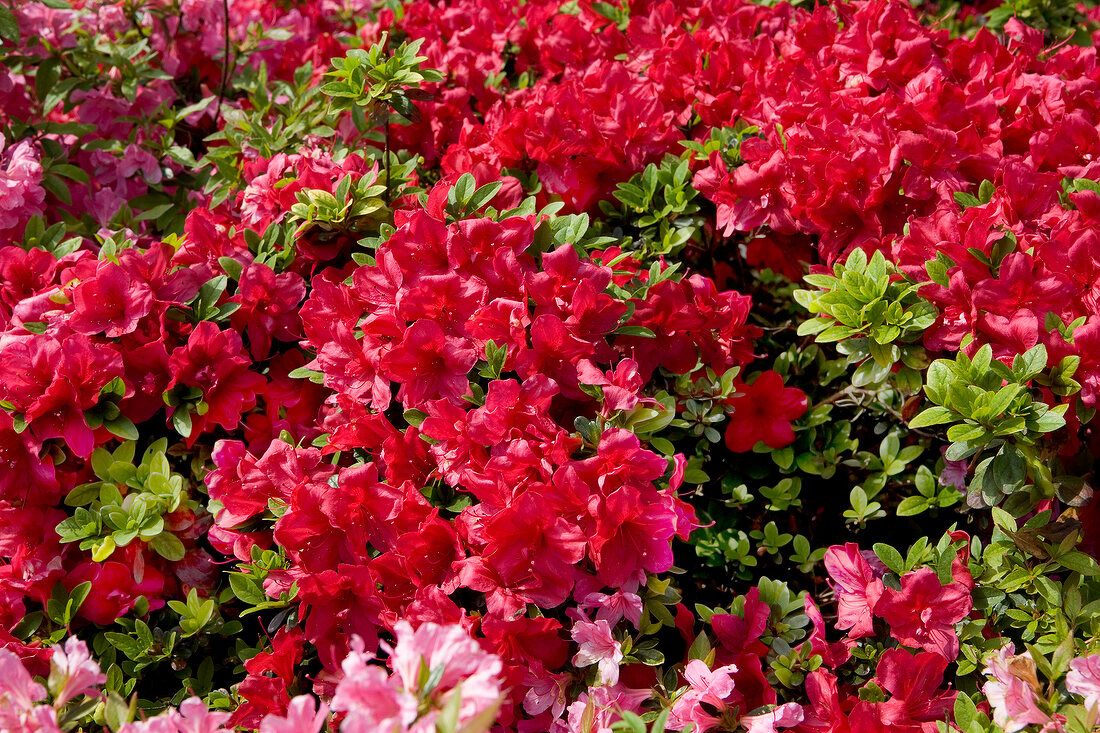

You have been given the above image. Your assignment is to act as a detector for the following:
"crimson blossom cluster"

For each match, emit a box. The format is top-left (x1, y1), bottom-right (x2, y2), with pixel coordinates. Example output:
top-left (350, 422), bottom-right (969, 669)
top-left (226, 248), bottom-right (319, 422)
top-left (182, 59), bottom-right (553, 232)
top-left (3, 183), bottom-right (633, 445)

top-left (4, 0), bottom-right (1100, 731)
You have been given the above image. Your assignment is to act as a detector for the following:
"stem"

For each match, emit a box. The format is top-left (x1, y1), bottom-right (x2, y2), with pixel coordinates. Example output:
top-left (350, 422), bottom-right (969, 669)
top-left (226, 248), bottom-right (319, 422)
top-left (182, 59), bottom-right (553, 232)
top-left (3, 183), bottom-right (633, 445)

top-left (815, 387), bottom-right (855, 408)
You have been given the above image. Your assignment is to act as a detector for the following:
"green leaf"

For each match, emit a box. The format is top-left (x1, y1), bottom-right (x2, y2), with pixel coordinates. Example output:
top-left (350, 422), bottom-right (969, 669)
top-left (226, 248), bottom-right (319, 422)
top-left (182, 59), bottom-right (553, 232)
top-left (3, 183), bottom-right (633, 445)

top-left (41, 174), bottom-right (72, 205)
top-left (990, 506), bottom-right (1018, 533)
top-left (35, 57), bottom-right (60, 102)
top-left (104, 691), bottom-right (134, 731)
top-left (91, 446), bottom-right (114, 479)
top-left (0, 4), bottom-right (19, 43)
top-left (1059, 551), bottom-right (1100, 576)
top-left (105, 416), bottom-right (139, 441)
top-left (1029, 407), bottom-right (1066, 434)
top-left (614, 326), bottom-right (656, 338)
top-left (65, 482), bottom-right (101, 507)
top-left (228, 573), bottom-right (269, 605)
top-left (909, 406), bottom-right (956, 429)
top-left (687, 630), bottom-right (712, 661)
top-left (796, 317), bottom-right (832, 336)
top-left (649, 437), bottom-right (674, 455)
top-left (953, 191), bottom-right (982, 209)
top-left (946, 423), bottom-right (988, 443)
top-left (895, 496), bottom-right (929, 517)
top-left (986, 383), bottom-right (1023, 418)
top-left (873, 543), bottom-right (905, 575)
top-left (630, 646), bottom-right (665, 666)
top-left (104, 632), bottom-right (146, 660)
top-left (1012, 344), bottom-right (1048, 383)
top-left (452, 173), bottom-right (476, 205)
top-left (149, 532), bottom-right (185, 561)
top-left (924, 360), bottom-right (954, 404)
top-left (68, 581), bottom-right (92, 616)
top-left (403, 409), bottom-right (428, 428)
top-left (171, 409), bottom-right (192, 438)
top-left (55, 510), bottom-right (98, 543)
top-left (468, 181), bottom-right (502, 210)
top-left (436, 680), bottom-right (461, 733)
top-left (954, 693), bottom-right (977, 731)
top-left (49, 163), bottom-right (89, 185)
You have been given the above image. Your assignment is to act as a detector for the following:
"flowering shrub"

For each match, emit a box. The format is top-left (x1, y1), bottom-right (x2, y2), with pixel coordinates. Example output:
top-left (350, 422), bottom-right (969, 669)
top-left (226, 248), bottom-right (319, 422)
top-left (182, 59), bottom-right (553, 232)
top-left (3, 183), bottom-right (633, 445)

top-left (4, 0), bottom-right (1100, 731)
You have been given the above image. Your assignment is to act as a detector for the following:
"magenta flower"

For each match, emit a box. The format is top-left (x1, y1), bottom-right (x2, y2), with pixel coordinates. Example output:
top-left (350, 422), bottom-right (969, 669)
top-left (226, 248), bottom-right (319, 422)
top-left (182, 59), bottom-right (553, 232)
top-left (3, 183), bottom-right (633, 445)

top-left (576, 358), bottom-right (647, 413)
top-left (723, 370), bottom-right (807, 452)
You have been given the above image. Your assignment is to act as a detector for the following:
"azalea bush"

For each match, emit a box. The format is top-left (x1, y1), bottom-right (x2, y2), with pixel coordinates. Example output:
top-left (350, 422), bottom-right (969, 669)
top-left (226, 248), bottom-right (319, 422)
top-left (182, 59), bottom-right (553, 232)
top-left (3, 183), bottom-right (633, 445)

top-left (5, 0), bottom-right (1100, 731)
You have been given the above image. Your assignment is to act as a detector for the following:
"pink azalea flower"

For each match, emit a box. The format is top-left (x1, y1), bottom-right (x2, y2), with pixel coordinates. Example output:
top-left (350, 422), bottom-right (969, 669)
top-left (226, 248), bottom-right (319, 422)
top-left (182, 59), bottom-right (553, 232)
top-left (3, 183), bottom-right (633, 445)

top-left (523, 669), bottom-right (570, 718)
top-left (742, 702), bottom-right (805, 733)
top-left (982, 644), bottom-right (1054, 733)
top-left (667, 660), bottom-right (739, 732)
top-left (332, 637), bottom-right (417, 733)
top-left (176, 697), bottom-right (233, 733)
top-left (579, 588), bottom-right (644, 628)
top-left (258, 695), bottom-right (329, 733)
top-left (1067, 654), bottom-right (1100, 712)
top-left (3, 705), bottom-right (62, 733)
top-left (47, 637), bottom-right (105, 707)
top-left (118, 697), bottom-right (232, 733)
top-left (553, 685), bottom-right (651, 733)
top-left (0, 646), bottom-right (59, 733)
top-left (119, 714), bottom-right (184, 733)
top-left (388, 621), bottom-right (504, 725)
top-left (334, 625), bottom-right (504, 733)
top-left (571, 619), bottom-right (624, 686)
top-left (0, 140), bottom-right (45, 238)
top-left (0, 648), bottom-right (46, 712)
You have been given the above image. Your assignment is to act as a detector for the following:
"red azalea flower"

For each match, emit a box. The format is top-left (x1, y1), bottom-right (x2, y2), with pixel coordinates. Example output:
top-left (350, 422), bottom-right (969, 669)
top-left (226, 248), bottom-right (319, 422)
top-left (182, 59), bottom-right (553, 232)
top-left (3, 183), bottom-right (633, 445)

top-left (68, 261), bottom-right (154, 337)
top-left (231, 627), bottom-right (305, 728)
top-left (824, 543), bottom-right (885, 639)
top-left (229, 262), bottom-right (307, 360)
top-left (165, 322), bottom-right (266, 444)
top-left (381, 319), bottom-right (478, 407)
top-left (874, 567), bottom-right (972, 659)
top-left (587, 484), bottom-right (678, 588)
top-left (0, 331), bottom-right (124, 457)
top-left (875, 648), bottom-right (957, 726)
top-left (723, 370), bottom-right (807, 452)
top-left (65, 559), bottom-right (165, 626)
